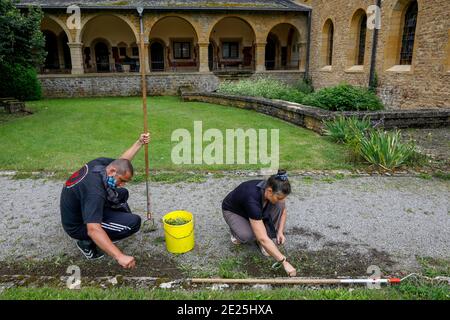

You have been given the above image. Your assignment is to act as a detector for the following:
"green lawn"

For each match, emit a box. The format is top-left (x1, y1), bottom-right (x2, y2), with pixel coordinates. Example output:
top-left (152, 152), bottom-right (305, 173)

top-left (0, 96), bottom-right (352, 173)
top-left (1, 283), bottom-right (448, 300)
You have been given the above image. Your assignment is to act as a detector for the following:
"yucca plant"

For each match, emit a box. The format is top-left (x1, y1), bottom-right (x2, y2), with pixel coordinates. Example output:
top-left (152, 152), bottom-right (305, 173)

top-left (324, 116), bottom-right (371, 144)
top-left (358, 130), bottom-right (417, 170)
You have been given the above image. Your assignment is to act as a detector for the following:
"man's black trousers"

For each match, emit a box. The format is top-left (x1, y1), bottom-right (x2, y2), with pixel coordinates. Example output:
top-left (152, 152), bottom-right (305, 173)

top-left (68, 188), bottom-right (141, 241)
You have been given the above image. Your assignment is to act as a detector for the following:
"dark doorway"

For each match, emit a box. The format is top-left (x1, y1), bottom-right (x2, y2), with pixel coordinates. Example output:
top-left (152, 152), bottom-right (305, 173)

top-left (150, 42), bottom-right (165, 71)
top-left (281, 47), bottom-right (288, 68)
top-left (43, 31), bottom-right (59, 70)
top-left (208, 43), bottom-right (214, 71)
top-left (265, 35), bottom-right (277, 70)
top-left (60, 33), bottom-right (71, 69)
top-left (243, 47), bottom-right (253, 67)
top-left (95, 42), bottom-right (110, 72)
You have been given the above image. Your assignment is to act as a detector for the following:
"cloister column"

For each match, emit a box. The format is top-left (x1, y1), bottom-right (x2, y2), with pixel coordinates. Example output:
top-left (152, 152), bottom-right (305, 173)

top-left (138, 40), bottom-right (150, 74)
top-left (255, 42), bottom-right (266, 72)
top-left (68, 42), bottom-right (84, 74)
top-left (143, 41), bottom-right (150, 73)
top-left (198, 42), bottom-right (209, 72)
top-left (299, 41), bottom-right (307, 71)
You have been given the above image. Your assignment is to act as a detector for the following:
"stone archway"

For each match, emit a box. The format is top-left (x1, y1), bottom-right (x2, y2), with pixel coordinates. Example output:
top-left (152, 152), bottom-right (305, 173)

top-left (77, 13), bottom-right (138, 44)
top-left (149, 16), bottom-right (199, 72)
top-left (265, 23), bottom-right (301, 70)
top-left (80, 14), bottom-right (138, 73)
top-left (41, 16), bottom-right (72, 74)
top-left (208, 16), bottom-right (256, 71)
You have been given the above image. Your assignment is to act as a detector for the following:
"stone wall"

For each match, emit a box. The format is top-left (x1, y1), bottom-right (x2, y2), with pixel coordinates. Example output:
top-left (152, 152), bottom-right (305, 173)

top-left (38, 71), bottom-right (305, 98)
top-left (38, 73), bottom-right (218, 97)
top-left (295, 0), bottom-right (450, 109)
top-left (249, 71), bottom-right (305, 86)
top-left (182, 92), bottom-right (450, 134)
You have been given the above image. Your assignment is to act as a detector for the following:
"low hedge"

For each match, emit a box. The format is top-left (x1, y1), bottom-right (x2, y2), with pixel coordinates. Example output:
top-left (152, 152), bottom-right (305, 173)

top-left (218, 79), bottom-right (384, 111)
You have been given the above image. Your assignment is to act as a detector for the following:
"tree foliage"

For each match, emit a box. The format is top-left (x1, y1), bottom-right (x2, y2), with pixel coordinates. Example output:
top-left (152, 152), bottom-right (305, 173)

top-left (0, 0), bottom-right (45, 67)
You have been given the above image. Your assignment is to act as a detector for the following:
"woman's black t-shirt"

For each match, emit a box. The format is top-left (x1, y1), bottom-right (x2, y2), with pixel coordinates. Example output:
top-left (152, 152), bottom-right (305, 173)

top-left (222, 180), bottom-right (267, 220)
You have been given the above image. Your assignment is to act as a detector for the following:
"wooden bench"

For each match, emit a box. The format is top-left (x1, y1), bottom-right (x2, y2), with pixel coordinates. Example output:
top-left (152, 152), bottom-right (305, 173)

top-left (168, 60), bottom-right (197, 71)
top-left (218, 60), bottom-right (243, 70)
top-left (0, 97), bottom-right (26, 113)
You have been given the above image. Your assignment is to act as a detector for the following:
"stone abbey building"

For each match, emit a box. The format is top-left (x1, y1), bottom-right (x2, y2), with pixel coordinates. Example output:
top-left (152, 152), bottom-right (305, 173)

top-left (15, 0), bottom-right (450, 109)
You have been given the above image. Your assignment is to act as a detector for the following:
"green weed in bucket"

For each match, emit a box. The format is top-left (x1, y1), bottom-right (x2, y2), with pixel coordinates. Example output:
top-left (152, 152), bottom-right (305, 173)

top-left (165, 217), bottom-right (191, 226)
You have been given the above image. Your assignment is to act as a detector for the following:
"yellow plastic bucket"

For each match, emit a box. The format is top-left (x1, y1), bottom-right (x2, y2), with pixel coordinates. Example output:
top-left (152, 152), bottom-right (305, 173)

top-left (163, 210), bottom-right (195, 254)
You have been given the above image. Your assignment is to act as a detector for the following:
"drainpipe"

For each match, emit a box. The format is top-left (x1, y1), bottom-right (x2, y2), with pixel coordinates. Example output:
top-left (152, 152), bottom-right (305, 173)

top-left (304, 9), bottom-right (312, 81)
top-left (369, 0), bottom-right (382, 91)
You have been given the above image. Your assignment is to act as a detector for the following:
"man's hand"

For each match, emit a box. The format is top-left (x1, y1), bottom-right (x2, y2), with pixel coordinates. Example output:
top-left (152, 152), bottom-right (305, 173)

top-left (120, 133), bottom-right (150, 160)
top-left (138, 132), bottom-right (150, 145)
top-left (276, 232), bottom-right (286, 245)
top-left (282, 260), bottom-right (296, 277)
top-left (117, 254), bottom-right (136, 269)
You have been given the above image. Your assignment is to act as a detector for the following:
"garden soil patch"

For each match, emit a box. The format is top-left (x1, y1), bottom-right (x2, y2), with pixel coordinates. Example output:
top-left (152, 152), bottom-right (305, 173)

top-left (0, 254), bottom-right (182, 278)
top-left (0, 175), bottom-right (448, 281)
top-left (401, 128), bottom-right (450, 170)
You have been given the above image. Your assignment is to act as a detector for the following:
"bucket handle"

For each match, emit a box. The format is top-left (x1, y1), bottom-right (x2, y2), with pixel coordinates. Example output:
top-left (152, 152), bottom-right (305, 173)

top-left (165, 228), bottom-right (194, 240)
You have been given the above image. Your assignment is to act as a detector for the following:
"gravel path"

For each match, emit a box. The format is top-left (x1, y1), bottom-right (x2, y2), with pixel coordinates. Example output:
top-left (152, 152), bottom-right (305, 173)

top-left (0, 175), bottom-right (449, 275)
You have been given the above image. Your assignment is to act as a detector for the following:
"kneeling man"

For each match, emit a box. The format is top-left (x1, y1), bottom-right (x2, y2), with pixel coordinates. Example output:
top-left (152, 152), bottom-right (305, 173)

top-left (60, 133), bottom-right (149, 269)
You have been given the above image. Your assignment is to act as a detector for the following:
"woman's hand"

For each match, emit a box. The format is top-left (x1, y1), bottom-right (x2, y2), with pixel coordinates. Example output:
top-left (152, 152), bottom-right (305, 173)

top-left (276, 232), bottom-right (286, 245)
top-left (282, 260), bottom-right (296, 277)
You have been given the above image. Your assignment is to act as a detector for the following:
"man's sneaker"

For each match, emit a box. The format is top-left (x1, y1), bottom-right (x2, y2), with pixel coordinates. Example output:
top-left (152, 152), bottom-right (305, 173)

top-left (230, 234), bottom-right (241, 245)
top-left (257, 241), bottom-right (270, 257)
top-left (76, 240), bottom-right (105, 260)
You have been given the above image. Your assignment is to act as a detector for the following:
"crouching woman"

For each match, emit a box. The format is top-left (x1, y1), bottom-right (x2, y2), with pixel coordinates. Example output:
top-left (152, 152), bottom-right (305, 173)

top-left (222, 170), bottom-right (296, 277)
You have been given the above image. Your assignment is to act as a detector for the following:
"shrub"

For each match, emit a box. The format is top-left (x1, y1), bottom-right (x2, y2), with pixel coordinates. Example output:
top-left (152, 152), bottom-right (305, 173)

top-left (218, 80), bottom-right (384, 112)
top-left (357, 130), bottom-right (417, 170)
top-left (218, 78), bottom-right (305, 104)
top-left (306, 84), bottom-right (384, 111)
top-left (280, 90), bottom-right (306, 104)
top-left (0, 63), bottom-right (42, 100)
top-left (324, 116), bottom-right (372, 144)
top-left (294, 77), bottom-right (314, 94)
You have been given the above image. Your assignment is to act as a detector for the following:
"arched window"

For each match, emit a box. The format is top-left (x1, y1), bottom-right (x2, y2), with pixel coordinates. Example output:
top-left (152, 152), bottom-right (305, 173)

top-left (327, 23), bottom-right (334, 65)
top-left (357, 15), bottom-right (367, 65)
top-left (321, 19), bottom-right (334, 67)
top-left (447, 30), bottom-right (450, 71)
top-left (399, 1), bottom-right (418, 65)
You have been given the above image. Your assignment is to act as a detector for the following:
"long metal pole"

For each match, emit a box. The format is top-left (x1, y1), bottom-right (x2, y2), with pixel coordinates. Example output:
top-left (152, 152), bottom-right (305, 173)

top-left (190, 278), bottom-right (401, 285)
top-left (138, 11), bottom-right (152, 223)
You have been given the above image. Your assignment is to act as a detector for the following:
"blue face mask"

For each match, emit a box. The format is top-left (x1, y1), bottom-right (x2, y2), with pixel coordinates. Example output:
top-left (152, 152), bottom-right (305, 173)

top-left (106, 175), bottom-right (117, 189)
